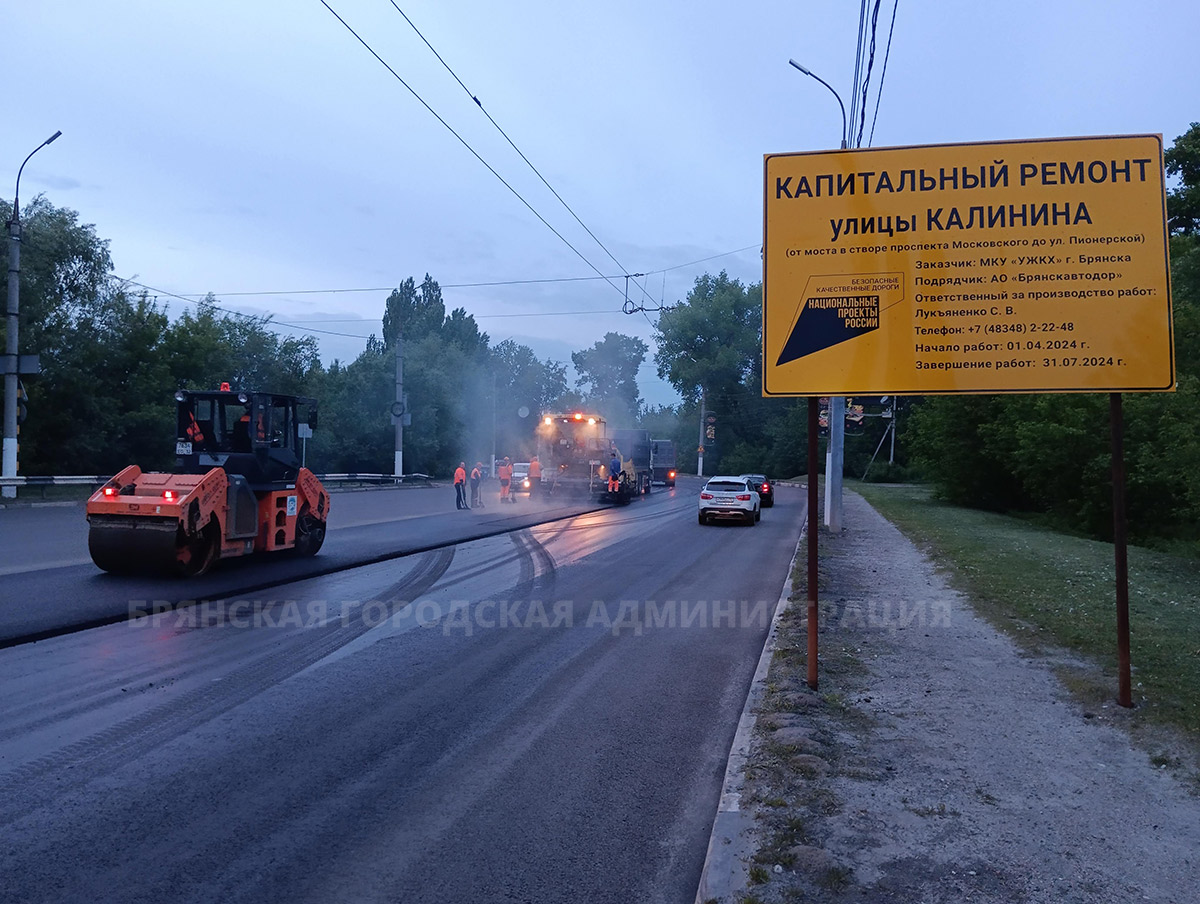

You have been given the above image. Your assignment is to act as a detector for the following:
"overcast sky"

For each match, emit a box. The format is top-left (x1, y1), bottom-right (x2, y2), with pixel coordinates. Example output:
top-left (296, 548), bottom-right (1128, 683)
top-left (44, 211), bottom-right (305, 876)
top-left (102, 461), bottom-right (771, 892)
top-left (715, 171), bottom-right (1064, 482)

top-left (4, 0), bottom-right (1197, 408)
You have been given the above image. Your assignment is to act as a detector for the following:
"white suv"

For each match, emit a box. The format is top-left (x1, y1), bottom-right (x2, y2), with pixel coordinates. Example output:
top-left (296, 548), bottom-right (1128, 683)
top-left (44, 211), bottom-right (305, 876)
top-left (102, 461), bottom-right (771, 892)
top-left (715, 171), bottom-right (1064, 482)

top-left (698, 476), bottom-right (760, 526)
top-left (511, 462), bottom-right (531, 494)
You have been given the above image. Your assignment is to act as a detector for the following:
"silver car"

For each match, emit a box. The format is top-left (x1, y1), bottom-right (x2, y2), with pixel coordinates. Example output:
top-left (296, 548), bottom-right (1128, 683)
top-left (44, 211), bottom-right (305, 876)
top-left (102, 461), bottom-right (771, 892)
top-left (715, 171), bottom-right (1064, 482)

top-left (511, 462), bottom-right (531, 495)
top-left (698, 476), bottom-right (760, 526)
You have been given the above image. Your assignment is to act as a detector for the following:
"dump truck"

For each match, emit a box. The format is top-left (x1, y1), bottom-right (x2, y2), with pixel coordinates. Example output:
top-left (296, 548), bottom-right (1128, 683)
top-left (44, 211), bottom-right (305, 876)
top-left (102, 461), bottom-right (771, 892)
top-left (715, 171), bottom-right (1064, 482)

top-left (650, 439), bottom-right (677, 487)
top-left (86, 384), bottom-right (330, 576)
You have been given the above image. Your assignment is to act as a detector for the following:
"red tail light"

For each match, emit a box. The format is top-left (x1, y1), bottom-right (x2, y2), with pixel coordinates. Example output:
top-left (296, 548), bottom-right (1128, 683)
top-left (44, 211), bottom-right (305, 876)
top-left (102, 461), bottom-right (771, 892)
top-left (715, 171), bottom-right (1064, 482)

top-left (736, 493), bottom-right (751, 501)
top-left (162, 490), bottom-right (176, 501)
top-left (700, 492), bottom-right (713, 500)
top-left (762, 483), bottom-right (770, 492)
top-left (669, 471), bottom-right (676, 479)
top-left (103, 486), bottom-right (117, 497)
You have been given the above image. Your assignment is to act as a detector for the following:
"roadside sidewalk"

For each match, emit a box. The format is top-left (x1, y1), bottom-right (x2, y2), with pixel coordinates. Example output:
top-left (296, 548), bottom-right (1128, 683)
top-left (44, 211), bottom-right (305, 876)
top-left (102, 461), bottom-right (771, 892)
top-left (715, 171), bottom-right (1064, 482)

top-left (707, 489), bottom-right (1200, 903)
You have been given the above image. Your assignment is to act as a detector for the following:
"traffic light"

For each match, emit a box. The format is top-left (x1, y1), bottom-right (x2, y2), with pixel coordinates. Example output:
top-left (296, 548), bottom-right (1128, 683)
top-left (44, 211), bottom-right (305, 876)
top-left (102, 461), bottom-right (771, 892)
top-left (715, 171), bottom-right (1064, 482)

top-left (705, 424), bottom-right (715, 440)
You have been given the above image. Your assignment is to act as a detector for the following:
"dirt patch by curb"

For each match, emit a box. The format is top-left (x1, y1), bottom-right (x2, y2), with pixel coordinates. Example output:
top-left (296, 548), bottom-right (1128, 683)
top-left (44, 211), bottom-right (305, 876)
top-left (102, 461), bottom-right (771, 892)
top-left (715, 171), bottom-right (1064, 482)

top-left (733, 491), bottom-right (1200, 904)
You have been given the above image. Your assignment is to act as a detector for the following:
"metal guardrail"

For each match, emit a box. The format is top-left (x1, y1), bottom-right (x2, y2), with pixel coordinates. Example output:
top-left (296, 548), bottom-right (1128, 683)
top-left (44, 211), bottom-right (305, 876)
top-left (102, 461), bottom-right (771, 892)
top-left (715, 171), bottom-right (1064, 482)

top-left (0, 472), bottom-right (439, 498)
top-left (315, 473), bottom-right (436, 488)
top-left (0, 475), bottom-right (107, 487)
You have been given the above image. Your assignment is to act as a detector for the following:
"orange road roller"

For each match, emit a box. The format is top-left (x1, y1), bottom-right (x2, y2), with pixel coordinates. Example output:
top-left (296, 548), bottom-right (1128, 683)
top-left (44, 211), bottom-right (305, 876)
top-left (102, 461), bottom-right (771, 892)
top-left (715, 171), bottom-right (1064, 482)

top-left (87, 385), bottom-right (330, 576)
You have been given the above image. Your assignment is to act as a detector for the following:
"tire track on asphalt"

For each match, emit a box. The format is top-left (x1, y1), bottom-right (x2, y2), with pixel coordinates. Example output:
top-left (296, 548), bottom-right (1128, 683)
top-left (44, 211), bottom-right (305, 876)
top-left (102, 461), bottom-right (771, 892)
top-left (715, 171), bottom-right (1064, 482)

top-left (0, 547), bottom-right (456, 824)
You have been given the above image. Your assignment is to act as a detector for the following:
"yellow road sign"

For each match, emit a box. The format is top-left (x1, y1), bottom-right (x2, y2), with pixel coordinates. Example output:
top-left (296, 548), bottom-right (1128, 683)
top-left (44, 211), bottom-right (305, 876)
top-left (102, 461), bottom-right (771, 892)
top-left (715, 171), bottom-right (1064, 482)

top-left (763, 135), bottom-right (1174, 395)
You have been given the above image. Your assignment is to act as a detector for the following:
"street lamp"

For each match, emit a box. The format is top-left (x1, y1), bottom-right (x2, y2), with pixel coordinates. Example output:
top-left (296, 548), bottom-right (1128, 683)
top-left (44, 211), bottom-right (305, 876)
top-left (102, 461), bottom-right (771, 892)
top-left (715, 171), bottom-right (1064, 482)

top-left (788, 60), bottom-right (847, 530)
top-left (789, 60), bottom-right (847, 150)
top-left (4, 130), bottom-right (61, 499)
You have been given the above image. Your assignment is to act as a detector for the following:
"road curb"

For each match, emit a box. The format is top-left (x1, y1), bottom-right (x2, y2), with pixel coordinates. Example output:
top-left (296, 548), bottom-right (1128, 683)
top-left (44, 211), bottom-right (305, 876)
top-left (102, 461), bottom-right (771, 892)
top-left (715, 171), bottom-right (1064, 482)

top-left (694, 510), bottom-right (806, 903)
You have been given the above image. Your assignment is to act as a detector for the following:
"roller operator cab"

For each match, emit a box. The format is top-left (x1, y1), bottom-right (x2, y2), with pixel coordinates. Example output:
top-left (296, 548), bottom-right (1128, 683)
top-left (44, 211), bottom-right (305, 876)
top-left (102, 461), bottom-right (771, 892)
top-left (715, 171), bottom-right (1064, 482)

top-left (86, 385), bottom-right (330, 577)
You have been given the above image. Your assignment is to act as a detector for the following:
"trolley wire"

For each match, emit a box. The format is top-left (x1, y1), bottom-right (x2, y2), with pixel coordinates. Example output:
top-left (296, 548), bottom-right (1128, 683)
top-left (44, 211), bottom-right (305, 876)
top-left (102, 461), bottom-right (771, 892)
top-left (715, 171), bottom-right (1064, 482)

top-left (868, 0), bottom-right (900, 147)
top-left (855, 0), bottom-right (885, 148)
top-left (385, 2), bottom-right (658, 310)
top-left (319, 1), bottom-right (631, 306)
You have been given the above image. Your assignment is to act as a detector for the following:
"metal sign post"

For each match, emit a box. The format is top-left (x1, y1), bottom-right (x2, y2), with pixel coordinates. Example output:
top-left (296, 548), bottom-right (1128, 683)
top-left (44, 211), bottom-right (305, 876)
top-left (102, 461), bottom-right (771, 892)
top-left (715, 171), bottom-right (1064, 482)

top-left (1110, 393), bottom-right (1132, 707)
top-left (807, 397), bottom-right (820, 690)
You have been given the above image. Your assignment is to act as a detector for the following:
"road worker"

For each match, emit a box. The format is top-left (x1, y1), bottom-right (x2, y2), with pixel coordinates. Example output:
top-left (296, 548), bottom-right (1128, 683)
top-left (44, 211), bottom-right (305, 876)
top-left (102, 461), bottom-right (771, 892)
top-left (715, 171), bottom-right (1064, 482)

top-left (470, 462), bottom-right (483, 508)
top-left (527, 455), bottom-right (541, 498)
top-left (498, 457), bottom-right (513, 503)
top-left (454, 462), bottom-right (469, 510)
top-left (608, 451), bottom-right (622, 493)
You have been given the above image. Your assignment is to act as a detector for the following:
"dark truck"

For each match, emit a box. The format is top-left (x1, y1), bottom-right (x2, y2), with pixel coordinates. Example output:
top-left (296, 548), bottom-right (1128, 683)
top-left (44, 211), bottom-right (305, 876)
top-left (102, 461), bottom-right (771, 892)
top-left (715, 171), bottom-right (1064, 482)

top-left (650, 439), bottom-right (676, 487)
top-left (602, 427), bottom-right (653, 503)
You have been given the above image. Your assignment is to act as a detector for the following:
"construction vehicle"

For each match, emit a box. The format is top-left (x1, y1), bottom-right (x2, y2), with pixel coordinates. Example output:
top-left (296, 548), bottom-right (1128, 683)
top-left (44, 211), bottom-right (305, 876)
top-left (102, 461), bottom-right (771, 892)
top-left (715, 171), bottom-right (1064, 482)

top-left (535, 413), bottom-right (653, 504)
top-left (86, 384), bottom-right (330, 577)
top-left (536, 412), bottom-right (610, 498)
top-left (650, 439), bottom-right (677, 487)
top-left (602, 428), bottom-right (653, 504)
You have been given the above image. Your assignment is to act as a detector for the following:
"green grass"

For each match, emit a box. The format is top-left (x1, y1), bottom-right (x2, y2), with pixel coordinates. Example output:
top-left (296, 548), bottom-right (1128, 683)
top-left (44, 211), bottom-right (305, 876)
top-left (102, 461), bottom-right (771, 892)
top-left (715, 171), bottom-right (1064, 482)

top-left (853, 483), bottom-right (1200, 742)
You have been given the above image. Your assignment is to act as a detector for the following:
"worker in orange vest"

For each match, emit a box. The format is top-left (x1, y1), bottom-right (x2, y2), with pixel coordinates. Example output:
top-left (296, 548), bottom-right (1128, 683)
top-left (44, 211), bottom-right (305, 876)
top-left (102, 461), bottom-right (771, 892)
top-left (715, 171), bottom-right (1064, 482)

top-left (454, 462), bottom-right (469, 509)
top-left (498, 457), bottom-right (513, 503)
top-left (470, 462), bottom-right (484, 508)
top-left (527, 455), bottom-right (542, 498)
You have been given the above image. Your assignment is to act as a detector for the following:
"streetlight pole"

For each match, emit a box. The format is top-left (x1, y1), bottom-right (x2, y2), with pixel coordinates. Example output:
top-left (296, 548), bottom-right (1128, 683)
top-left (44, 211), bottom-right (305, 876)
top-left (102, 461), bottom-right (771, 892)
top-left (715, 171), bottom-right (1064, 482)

top-left (789, 60), bottom-right (847, 531)
top-left (788, 60), bottom-right (847, 151)
top-left (4, 130), bottom-right (61, 499)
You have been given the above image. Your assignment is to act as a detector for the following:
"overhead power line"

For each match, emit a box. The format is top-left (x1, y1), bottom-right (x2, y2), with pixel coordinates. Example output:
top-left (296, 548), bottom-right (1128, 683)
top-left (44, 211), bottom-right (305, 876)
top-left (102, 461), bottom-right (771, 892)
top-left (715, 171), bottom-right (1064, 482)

top-left (855, 0), bottom-right (885, 148)
top-left (868, 0), bottom-right (900, 148)
top-left (318, 1), bottom-right (631, 305)
top-left (385, 2), bottom-right (658, 310)
top-left (125, 243), bottom-right (762, 301)
top-left (120, 279), bottom-right (377, 340)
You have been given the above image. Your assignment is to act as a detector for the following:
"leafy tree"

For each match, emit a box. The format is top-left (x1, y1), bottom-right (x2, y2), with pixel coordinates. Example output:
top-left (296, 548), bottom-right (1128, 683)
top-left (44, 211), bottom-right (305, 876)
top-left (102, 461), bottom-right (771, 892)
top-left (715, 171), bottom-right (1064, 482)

top-left (161, 296), bottom-right (322, 394)
top-left (307, 337), bottom-right (392, 473)
top-left (381, 274), bottom-right (445, 346)
top-left (1165, 122), bottom-right (1200, 236)
top-left (489, 339), bottom-right (569, 460)
top-left (654, 271), bottom-right (759, 406)
top-left (443, 306), bottom-right (490, 360)
top-left (23, 286), bottom-right (175, 474)
top-left (571, 332), bottom-right (648, 425)
top-left (0, 195), bottom-right (114, 361)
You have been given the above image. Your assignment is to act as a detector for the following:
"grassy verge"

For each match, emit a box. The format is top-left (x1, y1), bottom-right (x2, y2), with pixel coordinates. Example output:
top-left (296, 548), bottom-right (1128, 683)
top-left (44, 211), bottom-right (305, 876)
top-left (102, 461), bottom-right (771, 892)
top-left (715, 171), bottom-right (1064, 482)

top-left (851, 482), bottom-right (1200, 743)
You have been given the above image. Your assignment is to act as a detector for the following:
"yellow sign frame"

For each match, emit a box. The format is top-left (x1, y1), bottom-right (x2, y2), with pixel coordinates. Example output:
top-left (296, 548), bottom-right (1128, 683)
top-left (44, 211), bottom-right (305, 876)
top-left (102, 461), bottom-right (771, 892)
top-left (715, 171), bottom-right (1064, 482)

top-left (763, 135), bottom-right (1175, 396)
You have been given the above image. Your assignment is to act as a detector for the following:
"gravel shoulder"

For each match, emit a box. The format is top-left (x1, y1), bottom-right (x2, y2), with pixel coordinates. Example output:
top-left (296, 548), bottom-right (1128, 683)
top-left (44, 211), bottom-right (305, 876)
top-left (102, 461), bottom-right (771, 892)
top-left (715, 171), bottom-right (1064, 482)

top-left (718, 489), bottom-right (1200, 904)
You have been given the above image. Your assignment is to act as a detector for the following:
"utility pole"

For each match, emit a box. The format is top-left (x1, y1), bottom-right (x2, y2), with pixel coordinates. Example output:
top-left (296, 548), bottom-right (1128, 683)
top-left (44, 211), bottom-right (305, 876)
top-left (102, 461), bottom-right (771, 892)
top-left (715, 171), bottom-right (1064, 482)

top-left (392, 328), bottom-right (404, 478)
top-left (889, 398), bottom-right (896, 464)
top-left (826, 397), bottom-right (845, 530)
top-left (4, 130), bottom-right (61, 499)
top-left (697, 387), bottom-right (706, 478)
top-left (789, 59), bottom-right (850, 531)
